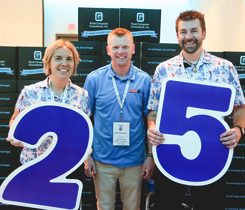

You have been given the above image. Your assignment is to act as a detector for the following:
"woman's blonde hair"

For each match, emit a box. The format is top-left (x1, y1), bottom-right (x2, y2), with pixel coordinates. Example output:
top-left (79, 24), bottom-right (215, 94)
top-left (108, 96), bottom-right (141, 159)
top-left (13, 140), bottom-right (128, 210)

top-left (42, 39), bottom-right (80, 76)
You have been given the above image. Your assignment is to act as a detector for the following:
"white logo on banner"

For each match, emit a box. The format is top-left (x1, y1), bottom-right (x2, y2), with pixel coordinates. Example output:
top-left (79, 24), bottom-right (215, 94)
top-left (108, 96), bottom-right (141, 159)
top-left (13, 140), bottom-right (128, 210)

top-left (34, 51), bottom-right (42, 61)
top-left (95, 12), bottom-right (103, 21)
top-left (240, 56), bottom-right (245, 65)
top-left (137, 13), bottom-right (144, 22)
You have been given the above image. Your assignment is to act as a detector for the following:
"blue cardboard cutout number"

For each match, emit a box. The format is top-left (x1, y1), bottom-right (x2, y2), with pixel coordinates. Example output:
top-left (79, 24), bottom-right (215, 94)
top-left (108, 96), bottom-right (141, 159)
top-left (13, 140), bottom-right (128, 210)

top-left (153, 78), bottom-right (235, 186)
top-left (0, 102), bottom-right (93, 210)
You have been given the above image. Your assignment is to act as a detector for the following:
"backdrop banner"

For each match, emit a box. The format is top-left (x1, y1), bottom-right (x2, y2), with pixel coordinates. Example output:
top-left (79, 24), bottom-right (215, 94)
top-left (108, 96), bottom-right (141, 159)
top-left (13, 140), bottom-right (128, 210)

top-left (78, 7), bottom-right (119, 42)
top-left (120, 8), bottom-right (161, 43)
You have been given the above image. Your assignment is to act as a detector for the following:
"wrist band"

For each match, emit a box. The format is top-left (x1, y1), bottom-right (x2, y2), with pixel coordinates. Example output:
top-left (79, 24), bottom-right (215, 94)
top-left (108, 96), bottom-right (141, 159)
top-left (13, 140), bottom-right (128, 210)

top-left (146, 153), bottom-right (153, 157)
top-left (234, 125), bottom-right (244, 137)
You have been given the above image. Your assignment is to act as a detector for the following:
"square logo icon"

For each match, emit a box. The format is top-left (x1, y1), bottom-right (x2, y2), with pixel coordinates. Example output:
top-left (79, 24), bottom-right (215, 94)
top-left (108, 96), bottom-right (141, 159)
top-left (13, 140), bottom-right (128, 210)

top-left (34, 51), bottom-right (42, 60)
top-left (95, 12), bottom-right (103, 21)
top-left (240, 56), bottom-right (245, 65)
top-left (137, 13), bottom-right (144, 22)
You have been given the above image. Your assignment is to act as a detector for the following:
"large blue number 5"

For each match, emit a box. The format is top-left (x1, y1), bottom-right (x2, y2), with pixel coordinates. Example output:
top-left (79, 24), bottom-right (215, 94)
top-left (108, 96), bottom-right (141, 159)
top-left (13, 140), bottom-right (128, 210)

top-left (0, 102), bottom-right (93, 210)
top-left (153, 78), bottom-right (235, 186)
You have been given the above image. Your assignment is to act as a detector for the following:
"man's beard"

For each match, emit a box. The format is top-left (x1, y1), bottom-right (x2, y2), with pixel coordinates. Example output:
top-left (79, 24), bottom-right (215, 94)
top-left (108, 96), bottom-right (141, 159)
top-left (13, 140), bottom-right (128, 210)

top-left (180, 38), bottom-right (202, 54)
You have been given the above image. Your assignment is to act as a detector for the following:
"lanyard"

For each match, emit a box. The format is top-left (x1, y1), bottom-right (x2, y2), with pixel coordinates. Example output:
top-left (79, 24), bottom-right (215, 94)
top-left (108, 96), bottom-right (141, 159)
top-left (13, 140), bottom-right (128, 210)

top-left (112, 76), bottom-right (130, 121)
top-left (48, 78), bottom-right (69, 103)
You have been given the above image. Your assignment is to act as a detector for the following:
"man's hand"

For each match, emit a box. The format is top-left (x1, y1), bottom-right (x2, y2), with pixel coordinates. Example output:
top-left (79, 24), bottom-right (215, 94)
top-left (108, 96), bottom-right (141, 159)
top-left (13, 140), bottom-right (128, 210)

top-left (147, 127), bottom-right (165, 146)
top-left (142, 156), bottom-right (155, 179)
top-left (6, 137), bottom-right (24, 147)
top-left (220, 127), bottom-right (241, 148)
top-left (84, 156), bottom-right (96, 177)
top-left (147, 110), bottom-right (165, 146)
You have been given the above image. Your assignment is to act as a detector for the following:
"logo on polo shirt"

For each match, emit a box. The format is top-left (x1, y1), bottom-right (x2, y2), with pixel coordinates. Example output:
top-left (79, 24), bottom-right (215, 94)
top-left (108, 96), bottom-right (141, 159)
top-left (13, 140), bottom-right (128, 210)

top-left (129, 89), bottom-right (140, 93)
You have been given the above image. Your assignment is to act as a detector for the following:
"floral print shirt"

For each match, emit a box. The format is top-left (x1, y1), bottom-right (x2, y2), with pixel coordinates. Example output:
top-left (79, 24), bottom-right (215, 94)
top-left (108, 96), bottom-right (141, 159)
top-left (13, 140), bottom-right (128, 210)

top-left (147, 50), bottom-right (245, 111)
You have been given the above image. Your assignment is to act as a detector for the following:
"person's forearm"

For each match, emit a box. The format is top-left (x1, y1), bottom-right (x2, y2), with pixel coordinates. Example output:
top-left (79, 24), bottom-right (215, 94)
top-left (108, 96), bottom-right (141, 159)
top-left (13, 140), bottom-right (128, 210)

top-left (9, 118), bottom-right (14, 128)
top-left (148, 141), bottom-right (153, 154)
top-left (233, 105), bottom-right (245, 129)
top-left (220, 104), bottom-right (245, 148)
top-left (147, 110), bottom-right (164, 145)
top-left (148, 110), bottom-right (157, 129)
top-left (9, 108), bottom-right (19, 128)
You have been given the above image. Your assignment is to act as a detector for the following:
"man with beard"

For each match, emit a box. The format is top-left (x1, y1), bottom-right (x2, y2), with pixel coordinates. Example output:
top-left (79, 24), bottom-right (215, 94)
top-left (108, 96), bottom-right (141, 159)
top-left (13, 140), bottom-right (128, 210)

top-left (147, 10), bottom-right (245, 210)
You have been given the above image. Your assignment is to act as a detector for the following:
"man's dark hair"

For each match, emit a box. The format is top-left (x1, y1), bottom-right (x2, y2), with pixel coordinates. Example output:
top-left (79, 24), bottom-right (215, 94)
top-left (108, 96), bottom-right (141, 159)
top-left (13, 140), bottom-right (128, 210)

top-left (175, 10), bottom-right (206, 33)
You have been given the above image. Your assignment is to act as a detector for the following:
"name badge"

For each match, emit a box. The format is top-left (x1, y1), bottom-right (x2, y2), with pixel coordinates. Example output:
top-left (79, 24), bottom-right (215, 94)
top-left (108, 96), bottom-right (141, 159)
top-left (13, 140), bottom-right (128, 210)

top-left (113, 122), bottom-right (130, 146)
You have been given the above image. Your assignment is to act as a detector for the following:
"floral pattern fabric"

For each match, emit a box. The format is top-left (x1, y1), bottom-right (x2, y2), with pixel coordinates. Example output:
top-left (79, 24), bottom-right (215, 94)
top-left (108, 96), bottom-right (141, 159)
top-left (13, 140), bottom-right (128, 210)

top-left (147, 50), bottom-right (245, 111)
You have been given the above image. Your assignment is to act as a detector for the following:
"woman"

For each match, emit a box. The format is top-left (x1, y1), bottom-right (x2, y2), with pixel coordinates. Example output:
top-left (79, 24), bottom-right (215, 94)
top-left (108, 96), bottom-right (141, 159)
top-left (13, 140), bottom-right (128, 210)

top-left (7, 39), bottom-right (90, 164)
top-left (6, 40), bottom-right (90, 210)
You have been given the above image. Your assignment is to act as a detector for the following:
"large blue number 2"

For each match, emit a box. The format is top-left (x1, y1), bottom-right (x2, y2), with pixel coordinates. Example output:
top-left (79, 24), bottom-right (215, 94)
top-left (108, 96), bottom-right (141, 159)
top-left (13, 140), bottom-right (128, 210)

top-left (153, 78), bottom-right (235, 186)
top-left (0, 102), bottom-right (93, 210)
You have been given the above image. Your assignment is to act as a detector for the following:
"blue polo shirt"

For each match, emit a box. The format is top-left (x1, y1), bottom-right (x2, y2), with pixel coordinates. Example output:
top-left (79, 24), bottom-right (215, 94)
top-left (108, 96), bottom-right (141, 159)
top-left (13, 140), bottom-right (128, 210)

top-left (84, 63), bottom-right (152, 167)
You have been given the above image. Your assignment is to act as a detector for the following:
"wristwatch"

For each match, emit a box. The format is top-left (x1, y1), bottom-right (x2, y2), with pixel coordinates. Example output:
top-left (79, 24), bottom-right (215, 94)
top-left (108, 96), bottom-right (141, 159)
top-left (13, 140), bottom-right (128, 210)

top-left (234, 125), bottom-right (244, 137)
top-left (146, 153), bottom-right (153, 158)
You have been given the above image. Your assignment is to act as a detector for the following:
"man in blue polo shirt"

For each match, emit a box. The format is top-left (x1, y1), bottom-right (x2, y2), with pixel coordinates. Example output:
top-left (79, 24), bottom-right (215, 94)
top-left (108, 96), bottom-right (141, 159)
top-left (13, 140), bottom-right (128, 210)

top-left (83, 28), bottom-right (154, 210)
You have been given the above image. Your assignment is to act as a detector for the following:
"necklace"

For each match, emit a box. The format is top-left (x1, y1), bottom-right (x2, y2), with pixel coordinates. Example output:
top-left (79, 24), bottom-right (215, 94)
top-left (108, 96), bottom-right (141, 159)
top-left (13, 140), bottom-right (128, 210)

top-left (184, 58), bottom-right (200, 73)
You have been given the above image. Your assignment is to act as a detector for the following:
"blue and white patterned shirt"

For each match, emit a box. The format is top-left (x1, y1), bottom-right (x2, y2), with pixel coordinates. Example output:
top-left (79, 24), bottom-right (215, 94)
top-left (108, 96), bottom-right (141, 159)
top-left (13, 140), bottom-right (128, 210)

top-left (15, 77), bottom-right (90, 164)
top-left (147, 50), bottom-right (245, 111)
